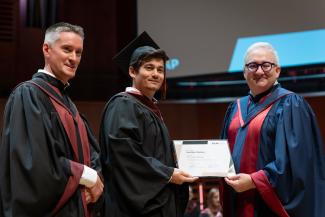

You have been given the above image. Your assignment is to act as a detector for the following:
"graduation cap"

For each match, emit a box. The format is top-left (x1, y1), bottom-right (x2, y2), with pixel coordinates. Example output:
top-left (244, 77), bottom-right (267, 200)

top-left (113, 31), bottom-right (169, 74)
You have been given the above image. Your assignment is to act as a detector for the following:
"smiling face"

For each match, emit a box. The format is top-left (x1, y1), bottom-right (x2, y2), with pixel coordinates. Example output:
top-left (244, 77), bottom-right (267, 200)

top-left (43, 31), bottom-right (83, 84)
top-left (244, 47), bottom-right (280, 96)
top-left (129, 58), bottom-right (165, 99)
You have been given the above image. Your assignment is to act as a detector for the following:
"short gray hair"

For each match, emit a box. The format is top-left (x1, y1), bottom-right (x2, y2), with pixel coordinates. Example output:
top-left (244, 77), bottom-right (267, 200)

top-left (244, 42), bottom-right (280, 65)
top-left (44, 22), bottom-right (84, 45)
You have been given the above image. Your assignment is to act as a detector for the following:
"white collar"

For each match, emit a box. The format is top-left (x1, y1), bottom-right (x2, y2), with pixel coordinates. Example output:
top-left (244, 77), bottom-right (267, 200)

top-left (125, 87), bottom-right (141, 94)
top-left (38, 69), bottom-right (56, 78)
top-left (37, 69), bottom-right (70, 86)
top-left (125, 87), bottom-right (158, 103)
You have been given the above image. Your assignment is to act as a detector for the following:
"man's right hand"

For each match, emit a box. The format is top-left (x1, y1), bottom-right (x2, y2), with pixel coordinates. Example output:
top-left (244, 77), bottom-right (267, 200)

top-left (85, 174), bottom-right (104, 204)
top-left (169, 168), bottom-right (198, 185)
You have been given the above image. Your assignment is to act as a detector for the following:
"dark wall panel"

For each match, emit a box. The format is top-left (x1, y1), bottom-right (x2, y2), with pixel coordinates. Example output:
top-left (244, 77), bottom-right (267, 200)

top-left (2, 96), bottom-right (324, 142)
top-left (0, 0), bottom-right (136, 100)
top-left (158, 102), bottom-right (228, 140)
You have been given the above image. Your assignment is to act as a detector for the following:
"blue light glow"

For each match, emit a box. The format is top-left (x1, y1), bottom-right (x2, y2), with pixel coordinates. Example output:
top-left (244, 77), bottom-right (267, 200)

top-left (166, 58), bottom-right (180, 71)
top-left (228, 29), bottom-right (325, 73)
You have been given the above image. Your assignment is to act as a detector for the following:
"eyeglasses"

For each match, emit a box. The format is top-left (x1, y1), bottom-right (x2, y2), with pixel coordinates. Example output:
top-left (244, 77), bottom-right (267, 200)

top-left (245, 62), bottom-right (277, 73)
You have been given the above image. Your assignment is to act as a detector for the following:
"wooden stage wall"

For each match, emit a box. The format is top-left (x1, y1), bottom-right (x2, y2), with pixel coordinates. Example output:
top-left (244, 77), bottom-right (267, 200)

top-left (1, 96), bottom-right (325, 141)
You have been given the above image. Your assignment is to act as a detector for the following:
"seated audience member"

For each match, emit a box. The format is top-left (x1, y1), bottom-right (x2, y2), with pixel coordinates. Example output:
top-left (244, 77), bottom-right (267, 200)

top-left (184, 186), bottom-right (200, 217)
top-left (200, 188), bottom-right (222, 217)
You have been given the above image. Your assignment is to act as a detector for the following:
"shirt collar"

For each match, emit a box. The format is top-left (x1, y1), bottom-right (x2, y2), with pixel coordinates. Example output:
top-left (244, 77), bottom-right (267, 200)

top-left (36, 69), bottom-right (70, 92)
top-left (125, 87), bottom-right (158, 104)
top-left (37, 69), bottom-right (70, 87)
top-left (249, 81), bottom-right (279, 103)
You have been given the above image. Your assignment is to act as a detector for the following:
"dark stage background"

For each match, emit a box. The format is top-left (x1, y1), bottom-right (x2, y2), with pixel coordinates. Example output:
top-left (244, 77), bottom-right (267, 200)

top-left (0, 0), bottom-right (136, 101)
top-left (1, 0), bottom-right (325, 149)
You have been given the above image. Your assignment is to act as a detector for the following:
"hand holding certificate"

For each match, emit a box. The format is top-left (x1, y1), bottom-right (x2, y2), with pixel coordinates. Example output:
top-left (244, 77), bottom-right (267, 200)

top-left (174, 140), bottom-right (236, 177)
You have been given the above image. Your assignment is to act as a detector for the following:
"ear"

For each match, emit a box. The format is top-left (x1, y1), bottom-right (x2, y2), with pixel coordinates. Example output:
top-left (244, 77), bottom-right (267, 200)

top-left (43, 43), bottom-right (50, 57)
top-left (243, 70), bottom-right (248, 80)
top-left (129, 66), bottom-right (136, 79)
top-left (275, 66), bottom-right (281, 78)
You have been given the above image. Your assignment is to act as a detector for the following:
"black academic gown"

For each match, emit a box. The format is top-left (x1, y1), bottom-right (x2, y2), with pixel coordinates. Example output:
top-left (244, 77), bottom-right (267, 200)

top-left (0, 72), bottom-right (102, 217)
top-left (99, 92), bottom-right (188, 217)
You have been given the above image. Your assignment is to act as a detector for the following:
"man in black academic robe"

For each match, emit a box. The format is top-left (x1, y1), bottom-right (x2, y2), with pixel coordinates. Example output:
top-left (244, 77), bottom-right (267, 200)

top-left (0, 22), bottom-right (103, 217)
top-left (99, 32), bottom-right (197, 217)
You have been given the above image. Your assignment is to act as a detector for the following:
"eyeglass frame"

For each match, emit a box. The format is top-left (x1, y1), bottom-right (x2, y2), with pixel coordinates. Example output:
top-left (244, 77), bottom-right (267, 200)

top-left (244, 61), bottom-right (277, 73)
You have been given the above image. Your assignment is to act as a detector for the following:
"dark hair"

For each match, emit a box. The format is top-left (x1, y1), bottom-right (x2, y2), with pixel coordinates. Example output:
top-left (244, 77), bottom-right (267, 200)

top-left (130, 49), bottom-right (168, 99)
top-left (130, 50), bottom-right (167, 70)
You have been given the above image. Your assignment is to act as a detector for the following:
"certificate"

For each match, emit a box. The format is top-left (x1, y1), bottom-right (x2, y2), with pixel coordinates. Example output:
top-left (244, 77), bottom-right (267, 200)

top-left (173, 140), bottom-right (236, 177)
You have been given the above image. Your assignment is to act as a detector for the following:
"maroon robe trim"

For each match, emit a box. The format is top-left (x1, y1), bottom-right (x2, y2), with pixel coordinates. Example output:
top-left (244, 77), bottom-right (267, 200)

top-left (239, 103), bottom-right (272, 173)
top-left (28, 81), bottom-right (91, 217)
top-left (125, 90), bottom-right (164, 121)
top-left (237, 104), bottom-right (273, 217)
top-left (240, 93), bottom-right (289, 128)
top-left (122, 90), bottom-right (181, 168)
top-left (237, 95), bottom-right (290, 217)
top-left (251, 170), bottom-right (289, 217)
top-left (52, 161), bottom-right (84, 215)
top-left (230, 96), bottom-right (289, 217)
top-left (41, 82), bottom-right (91, 170)
top-left (223, 91), bottom-right (292, 217)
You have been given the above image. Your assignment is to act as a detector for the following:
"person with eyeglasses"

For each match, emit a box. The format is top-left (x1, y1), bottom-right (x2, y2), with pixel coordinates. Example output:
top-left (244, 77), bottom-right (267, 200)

top-left (219, 42), bottom-right (325, 217)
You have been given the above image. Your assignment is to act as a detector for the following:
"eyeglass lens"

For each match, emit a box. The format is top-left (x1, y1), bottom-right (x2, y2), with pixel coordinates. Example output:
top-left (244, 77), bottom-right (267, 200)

top-left (246, 62), bottom-right (274, 72)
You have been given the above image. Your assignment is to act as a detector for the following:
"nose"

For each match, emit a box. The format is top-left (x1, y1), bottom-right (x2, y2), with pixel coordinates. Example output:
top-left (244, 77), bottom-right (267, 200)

top-left (152, 68), bottom-right (159, 77)
top-left (69, 51), bottom-right (78, 62)
top-left (255, 65), bottom-right (264, 75)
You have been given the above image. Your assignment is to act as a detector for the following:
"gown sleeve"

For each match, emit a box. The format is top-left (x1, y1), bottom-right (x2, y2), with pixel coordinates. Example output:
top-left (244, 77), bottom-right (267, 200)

top-left (100, 96), bottom-right (174, 214)
top-left (0, 83), bottom-right (82, 216)
top-left (251, 94), bottom-right (325, 216)
top-left (80, 113), bottom-right (102, 174)
top-left (80, 114), bottom-right (104, 213)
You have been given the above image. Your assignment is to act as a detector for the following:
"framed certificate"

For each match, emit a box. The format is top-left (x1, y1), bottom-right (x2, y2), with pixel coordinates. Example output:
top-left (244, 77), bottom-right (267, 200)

top-left (173, 140), bottom-right (236, 177)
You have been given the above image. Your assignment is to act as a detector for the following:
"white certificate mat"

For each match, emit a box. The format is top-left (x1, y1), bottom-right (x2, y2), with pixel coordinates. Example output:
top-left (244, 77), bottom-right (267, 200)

top-left (174, 140), bottom-right (236, 177)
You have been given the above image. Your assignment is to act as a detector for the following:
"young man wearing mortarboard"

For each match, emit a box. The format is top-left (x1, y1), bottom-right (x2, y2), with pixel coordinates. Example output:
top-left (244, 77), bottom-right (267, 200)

top-left (99, 32), bottom-right (198, 217)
